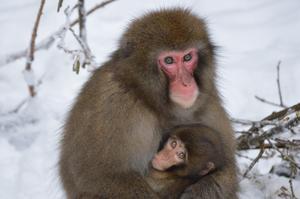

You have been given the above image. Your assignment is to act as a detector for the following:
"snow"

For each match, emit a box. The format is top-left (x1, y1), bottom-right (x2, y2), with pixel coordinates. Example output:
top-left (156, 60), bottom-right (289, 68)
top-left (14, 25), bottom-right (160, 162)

top-left (0, 0), bottom-right (300, 198)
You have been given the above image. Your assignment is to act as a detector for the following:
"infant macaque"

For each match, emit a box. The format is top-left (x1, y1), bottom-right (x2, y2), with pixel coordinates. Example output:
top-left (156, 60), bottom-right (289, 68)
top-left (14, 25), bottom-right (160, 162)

top-left (152, 134), bottom-right (215, 176)
top-left (146, 125), bottom-right (225, 198)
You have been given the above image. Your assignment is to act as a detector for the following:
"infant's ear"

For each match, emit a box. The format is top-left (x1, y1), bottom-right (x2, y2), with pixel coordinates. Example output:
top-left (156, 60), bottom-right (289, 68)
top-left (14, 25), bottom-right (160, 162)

top-left (199, 162), bottom-right (215, 176)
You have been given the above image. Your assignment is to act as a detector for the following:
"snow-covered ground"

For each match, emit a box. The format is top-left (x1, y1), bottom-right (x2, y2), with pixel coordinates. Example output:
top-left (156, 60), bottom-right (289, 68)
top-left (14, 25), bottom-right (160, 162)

top-left (0, 0), bottom-right (299, 198)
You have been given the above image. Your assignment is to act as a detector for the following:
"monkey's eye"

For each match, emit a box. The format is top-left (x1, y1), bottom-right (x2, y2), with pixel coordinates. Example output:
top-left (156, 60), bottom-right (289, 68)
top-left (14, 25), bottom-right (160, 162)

top-left (164, 56), bottom-right (174, 65)
top-left (170, 140), bottom-right (177, 148)
top-left (183, 53), bottom-right (192, 62)
top-left (177, 152), bottom-right (186, 159)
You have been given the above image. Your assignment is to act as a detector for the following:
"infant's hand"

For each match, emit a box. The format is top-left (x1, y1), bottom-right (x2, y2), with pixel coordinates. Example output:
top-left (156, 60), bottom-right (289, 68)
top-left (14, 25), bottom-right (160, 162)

top-left (199, 162), bottom-right (215, 176)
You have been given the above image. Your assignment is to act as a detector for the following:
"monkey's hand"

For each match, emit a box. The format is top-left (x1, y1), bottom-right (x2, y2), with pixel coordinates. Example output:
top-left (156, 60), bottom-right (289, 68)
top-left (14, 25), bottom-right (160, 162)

top-left (199, 162), bottom-right (215, 176)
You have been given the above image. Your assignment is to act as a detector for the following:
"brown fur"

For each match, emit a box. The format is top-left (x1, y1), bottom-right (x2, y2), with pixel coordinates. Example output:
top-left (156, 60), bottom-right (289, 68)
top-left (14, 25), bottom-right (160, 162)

top-left (59, 8), bottom-right (238, 199)
top-left (146, 124), bottom-right (226, 199)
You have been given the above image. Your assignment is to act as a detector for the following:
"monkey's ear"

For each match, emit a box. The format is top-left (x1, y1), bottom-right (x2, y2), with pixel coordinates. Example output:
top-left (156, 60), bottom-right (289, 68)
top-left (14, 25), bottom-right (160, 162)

top-left (119, 39), bottom-right (135, 58)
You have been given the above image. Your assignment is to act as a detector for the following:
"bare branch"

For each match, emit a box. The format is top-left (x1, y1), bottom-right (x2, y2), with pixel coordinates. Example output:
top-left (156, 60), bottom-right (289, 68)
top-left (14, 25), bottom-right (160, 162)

top-left (254, 61), bottom-right (288, 108)
top-left (243, 144), bottom-right (265, 177)
top-left (276, 61), bottom-right (285, 107)
top-left (266, 138), bottom-right (300, 170)
top-left (263, 103), bottom-right (300, 121)
top-left (78, 0), bottom-right (87, 42)
top-left (231, 118), bottom-right (277, 127)
top-left (237, 118), bottom-right (299, 150)
top-left (238, 139), bottom-right (300, 151)
top-left (255, 95), bottom-right (286, 108)
top-left (57, 0), bottom-right (64, 12)
top-left (80, 0), bottom-right (117, 21)
top-left (289, 179), bottom-right (298, 199)
top-left (55, 4), bottom-right (97, 73)
top-left (24, 0), bottom-right (46, 97)
top-left (237, 103), bottom-right (300, 150)
top-left (0, 0), bottom-right (118, 67)
top-left (0, 36), bottom-right (55, 67)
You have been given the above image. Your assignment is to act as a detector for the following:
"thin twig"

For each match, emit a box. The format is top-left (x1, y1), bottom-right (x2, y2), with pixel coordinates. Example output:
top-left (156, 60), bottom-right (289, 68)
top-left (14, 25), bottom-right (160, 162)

top-left (236, 153), bottom-right (255, 161)
top-left (255, 95), bottom-right (286, 108)
top-left (231, 117), bottom-right (277, 126)
top-left (78, 0), bottom-right (87, 42)
top-left (24, 0), bottom-right (46, 97)
top-left (263, 103), bottom-right (300, 121)
top-left (0, 0), bottom-right (118, 67)
top-left (266, 138), bottom-right (300, 170)
top-left (254, 61), bottom-right (287, 108)
top-left (4, 99), bottom-right (28, 115)
top-left (59, 4), bottom-right (96, 72)
top-left (69, 28), bottom-right (91, 56)
top-left (238, 139), bottom-right (300, 151)
top-left (0, 74), bottom-right (45, 116)
top-left (289, 178), bottom-right (298, 199)
top-left (237, 103), bottom-right (300, 150)
top-left (243, 143), bottom-right (265, 177)
top-left (276, 61), bottom-right (285, 107)
top-left (57, 0), bottom-right (64, 12)
top-left (238, 117), bottom-right (300, 150)
top-left (80, 0), bottom-right (116, 21)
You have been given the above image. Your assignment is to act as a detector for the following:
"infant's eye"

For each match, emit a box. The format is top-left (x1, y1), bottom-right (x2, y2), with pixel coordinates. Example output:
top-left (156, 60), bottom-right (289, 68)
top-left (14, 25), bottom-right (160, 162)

top-left (170, 140), bottom-right (177, 148)
top-left (178, 152), bottom-right (186, 159)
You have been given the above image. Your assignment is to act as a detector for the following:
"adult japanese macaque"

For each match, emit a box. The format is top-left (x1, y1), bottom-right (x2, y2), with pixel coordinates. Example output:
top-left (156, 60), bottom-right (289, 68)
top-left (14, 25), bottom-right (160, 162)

top-left (146, 125), bottom-right (226, 199)
top-left (59, 8), bottom-right (238, 199)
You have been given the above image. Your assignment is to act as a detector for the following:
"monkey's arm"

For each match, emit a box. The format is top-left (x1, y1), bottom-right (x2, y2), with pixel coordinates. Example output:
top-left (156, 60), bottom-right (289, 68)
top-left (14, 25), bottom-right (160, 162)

top-left (60, 70), bottom-right (161, 199)
top-left (180, 163), bottom-right (238, 199)
top-left (146, 170), bottom-right (195, 199)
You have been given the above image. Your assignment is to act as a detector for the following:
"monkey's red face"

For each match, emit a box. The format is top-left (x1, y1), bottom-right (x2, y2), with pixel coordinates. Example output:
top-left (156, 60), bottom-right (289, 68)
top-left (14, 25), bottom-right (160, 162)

top-left (158, 48), bottom-right (199, 108)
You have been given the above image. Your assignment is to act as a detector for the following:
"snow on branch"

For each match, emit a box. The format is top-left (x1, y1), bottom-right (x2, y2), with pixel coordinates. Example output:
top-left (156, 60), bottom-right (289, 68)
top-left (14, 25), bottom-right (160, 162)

top-left (233, 63), bottom-right (300, 197)
top-left (0, 0), bottom-right (117, 68)
top-left (236, 102), bottom-right (300, 151)
top-left (56, 3), bottom-right (97, 73)
top-left (235, 103), bottom-right (300, 197)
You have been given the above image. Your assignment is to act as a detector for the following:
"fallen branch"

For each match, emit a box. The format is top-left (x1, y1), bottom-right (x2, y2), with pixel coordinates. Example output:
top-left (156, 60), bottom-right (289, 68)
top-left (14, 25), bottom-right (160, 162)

top-left (237, 139), bottom-right (300, 150)
top-left (266, 138), bottom-right (300, 170)
top-left (236, 102), bottom-right (300, 150)
top-left (236, 102), bottom-right (300, 190)
top-left (263, 103), bottom-right (300, 121)
top-left (243, 143), bottom-right (265, 177)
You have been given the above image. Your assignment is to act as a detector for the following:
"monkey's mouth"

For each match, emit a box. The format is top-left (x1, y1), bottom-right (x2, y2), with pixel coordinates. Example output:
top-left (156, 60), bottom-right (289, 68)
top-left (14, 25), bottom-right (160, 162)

top-left (169, 73), bottom-right (199, 109)
top-left (151, 158), bottom-right (164, 171)
top-left (170, 87), bottom-right (199, 109)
